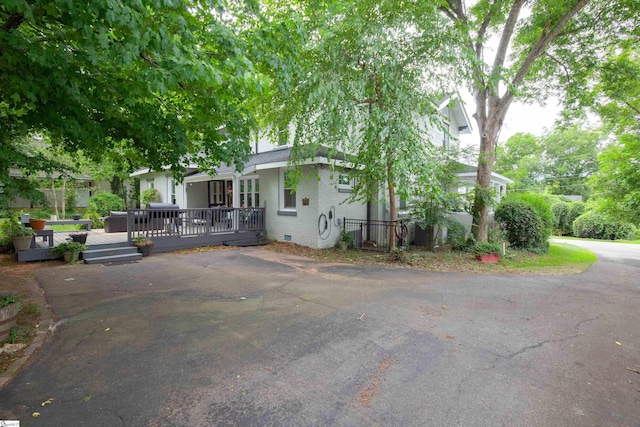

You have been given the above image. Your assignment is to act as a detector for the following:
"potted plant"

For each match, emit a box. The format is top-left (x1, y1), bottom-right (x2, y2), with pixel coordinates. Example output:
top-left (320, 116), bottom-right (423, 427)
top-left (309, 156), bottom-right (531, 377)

top-left (474, 242), bottom-right (502, 263)
top-left (72, 213), bottom-right (82, 220)
top-left (133, 237), bottom-right (154, 257)
top-left (49, 241), bottom-right (88, 263)
top-left (337, 229), bottom-right (353, 251)
top-left (0, 294), bottom-right (21, 342)
top-left (69, 232), bottom-right (88, 244)
top-left (29, 218), bottom-right (47, 231)
top-left (4, 217), bottom-right (35, 252)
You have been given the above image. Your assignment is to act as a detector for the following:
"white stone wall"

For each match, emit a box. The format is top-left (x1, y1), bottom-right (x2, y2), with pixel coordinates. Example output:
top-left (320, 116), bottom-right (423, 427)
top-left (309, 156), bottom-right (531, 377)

top-left (315, 167), bottom-right (367, 249)
top-left (259, 166), bottom-right (367, 249)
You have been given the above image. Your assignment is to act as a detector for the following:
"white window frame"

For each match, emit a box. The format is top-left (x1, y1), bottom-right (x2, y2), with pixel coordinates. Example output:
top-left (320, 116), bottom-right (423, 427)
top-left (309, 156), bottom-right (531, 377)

top-left (168, 178), bottom-right (176, 205)
top-left (239, 176), bottom-right (260, 208)
top-left (337, 173), bottom-right (354, 192)
top-left (280, 169), bottom-right (296, 212)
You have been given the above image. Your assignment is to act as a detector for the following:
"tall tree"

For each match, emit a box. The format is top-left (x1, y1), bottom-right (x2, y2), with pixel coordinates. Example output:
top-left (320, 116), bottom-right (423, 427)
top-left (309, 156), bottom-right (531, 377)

top-left (1, 0), bottom-right (265, 207)
top-left (260, 0), bottom-right (464, 250)
top-left (494, 132), bottom-right (544, 192)
top-left (495, 127), bottom-right (601, 197)
top-left (441, 0), bottom-right (636, 241)
top-left (588, 46), bottom-right (640, 223)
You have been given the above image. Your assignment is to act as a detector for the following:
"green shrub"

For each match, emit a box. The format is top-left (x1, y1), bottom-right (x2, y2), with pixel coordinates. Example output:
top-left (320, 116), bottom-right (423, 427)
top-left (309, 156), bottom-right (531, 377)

top-left (551, 201), bottom-right (571, 235)
top-left (495, 199), bottom-right (549, 253)
top-left (567, 202), bottom-right (586, 230)
top-left (88, 193), bottom-right (124, 217)
top-left (85, 209), bottom-right (104, 229)
top-left (505, 192), bottom-right (553, 231)
top-left (140, 188), bottom-right (162, 206)
top-left (446, 220), bottom-right (468, 251)
top-left (572, 211), bottom-right (636, 240)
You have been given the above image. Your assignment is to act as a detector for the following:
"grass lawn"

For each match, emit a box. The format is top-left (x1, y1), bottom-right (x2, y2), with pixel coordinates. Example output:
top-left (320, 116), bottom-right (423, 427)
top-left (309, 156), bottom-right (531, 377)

top-left (552, 236), bottom-right (640, 245)
top-left (263, 241), bottom-right (597, 275)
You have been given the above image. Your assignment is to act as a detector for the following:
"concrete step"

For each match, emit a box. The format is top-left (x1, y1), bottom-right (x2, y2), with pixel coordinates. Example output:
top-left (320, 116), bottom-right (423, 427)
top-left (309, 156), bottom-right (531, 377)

top-left (84, 252), bottom-right (142, 264)
top-left (83, 246), bottom-right (138, 260)
top-left (83, 246), bottom-right (142, 264)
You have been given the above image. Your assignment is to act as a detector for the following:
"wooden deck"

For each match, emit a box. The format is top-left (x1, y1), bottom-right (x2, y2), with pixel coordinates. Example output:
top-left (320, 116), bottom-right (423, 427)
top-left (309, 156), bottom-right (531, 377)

top-left (34, 229), bottom-right (129, 248)
top-left (19, 207), bottom-right (266, 261)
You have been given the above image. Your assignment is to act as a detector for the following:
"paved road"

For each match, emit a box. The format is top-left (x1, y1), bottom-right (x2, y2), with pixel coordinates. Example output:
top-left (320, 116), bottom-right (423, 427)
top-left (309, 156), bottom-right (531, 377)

top-left (552, 238), bottom-right (640, 267)
top-left (1, 245), bottom-right (639, 426)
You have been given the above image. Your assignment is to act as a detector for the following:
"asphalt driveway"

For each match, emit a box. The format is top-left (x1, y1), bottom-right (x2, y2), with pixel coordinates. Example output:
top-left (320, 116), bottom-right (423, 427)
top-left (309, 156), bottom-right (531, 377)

top-left (1, 244), bottom-right (639, 426)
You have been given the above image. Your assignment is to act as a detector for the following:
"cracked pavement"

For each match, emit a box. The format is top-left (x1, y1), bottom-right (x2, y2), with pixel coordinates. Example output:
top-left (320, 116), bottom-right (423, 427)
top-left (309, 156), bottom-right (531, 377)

top-left (1, 242), bottom-right (639, 426)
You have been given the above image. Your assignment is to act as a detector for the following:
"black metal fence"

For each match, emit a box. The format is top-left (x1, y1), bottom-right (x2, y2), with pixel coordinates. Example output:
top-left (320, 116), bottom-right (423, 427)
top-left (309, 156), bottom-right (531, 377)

top-left (343, 218), bottom-right (408, 252)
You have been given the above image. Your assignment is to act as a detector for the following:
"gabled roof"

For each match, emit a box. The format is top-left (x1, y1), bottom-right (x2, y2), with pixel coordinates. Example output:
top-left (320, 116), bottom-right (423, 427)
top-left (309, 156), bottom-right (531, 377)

top-left (439, 94), bottom-right (473, 135)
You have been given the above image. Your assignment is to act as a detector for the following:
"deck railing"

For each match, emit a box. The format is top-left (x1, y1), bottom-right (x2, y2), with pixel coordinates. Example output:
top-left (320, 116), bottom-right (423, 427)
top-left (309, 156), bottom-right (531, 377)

top-left (127, 207), bottom-right (265, 241)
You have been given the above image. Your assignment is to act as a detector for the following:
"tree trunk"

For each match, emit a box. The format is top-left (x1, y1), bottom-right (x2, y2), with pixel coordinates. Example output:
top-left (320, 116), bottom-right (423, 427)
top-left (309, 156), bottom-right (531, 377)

top-left (51, 180), bottom-right (59, 219)
top-left (387, 155), bottom-right (397, 252)
top-left (61, 178), bottom-right (66, 219)
top-left (471, 89), bottom-right (510, 242)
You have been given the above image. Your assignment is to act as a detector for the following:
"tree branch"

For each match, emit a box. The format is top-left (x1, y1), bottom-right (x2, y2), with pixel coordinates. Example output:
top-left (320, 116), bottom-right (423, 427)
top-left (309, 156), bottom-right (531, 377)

top-left (2, 13), bottom-right (24, 32)
top-left (544, 52), bottom-right (573, 83)
top-left (476, 0), bottom-right (499, 57)
top-left (507, 0), bottom-right (591, 103)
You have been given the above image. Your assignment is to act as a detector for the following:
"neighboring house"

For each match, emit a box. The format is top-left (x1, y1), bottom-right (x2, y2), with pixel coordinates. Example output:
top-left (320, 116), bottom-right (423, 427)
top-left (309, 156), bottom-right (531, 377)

top-left (132, 97), bottom-right (511, 249)
top-left (450, 165), bottom-right (514, 234)
top-left (7, 169), bottom-right (112, 209)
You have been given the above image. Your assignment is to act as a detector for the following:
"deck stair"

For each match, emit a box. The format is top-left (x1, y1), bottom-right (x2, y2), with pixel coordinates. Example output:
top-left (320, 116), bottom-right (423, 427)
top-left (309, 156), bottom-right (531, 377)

top-left (82, 245), bottom-right (142, 264)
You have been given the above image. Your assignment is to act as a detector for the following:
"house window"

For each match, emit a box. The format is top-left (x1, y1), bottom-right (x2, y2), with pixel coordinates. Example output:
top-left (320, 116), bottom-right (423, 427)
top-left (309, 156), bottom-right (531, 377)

top-left (338, 174), bottom-right (354, 192)
top-left (169, 179), bottom-right (176, 204)
top-left (210, 181), bottom-right (224, 206)
top-left (442, 122), bottom-right (450, 149)
top-left (278, 127), bottom-right (288, 146)
top-left (284, 186), bottom-right (296, 209)
top-left (280, 169), bottom-right (296, 211)
top-left (147, 178), bottom-right (154, 189)
top-left (399, 196), bottom-right (407, 210)
top-left (240, 177), bottom-right (260, 208)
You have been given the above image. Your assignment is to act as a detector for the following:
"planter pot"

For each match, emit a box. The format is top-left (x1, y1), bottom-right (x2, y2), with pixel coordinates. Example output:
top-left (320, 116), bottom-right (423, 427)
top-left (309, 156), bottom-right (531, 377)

top-left (12, 236), bottom-right (33, 252)
top-left (475, 253), bottom-right (501, 263)
top-left (29, 219), bottom-right (47, 230)
top-left (338, 241), bottom-right (348, 251)
top-left (72, 214), bottom-right (82, 220)
top-left (70, 233), bottom-right (88, 244)
top-left (138, 246), bottom-right (152, 257)
top-left (63, 250), bottom-right (80, 264)
top-left (0, 302), bottom-right (21, 342)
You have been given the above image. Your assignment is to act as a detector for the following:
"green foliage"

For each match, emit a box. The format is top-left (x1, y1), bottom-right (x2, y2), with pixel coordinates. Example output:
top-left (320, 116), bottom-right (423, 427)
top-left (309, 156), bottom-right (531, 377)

top-left (262, 0), bottom-right (463, 250)
top-left (0, 217), bottom-right (35, 237)
top-left (572, 211), bottom-right (636, 240)
top-left (88, 193), bottom-right (124, 217)
top-left (132, 237), bottom-right (154, 248)
top-left (1, 0), bottom-right (270, 207)
top-left (140, 188), bottom-right (162, 206)
top-left (0, 294), bottom-right (19, 308)
top-left (338, 229), bottom-right (355, 249)
top-left (49, 241), bottom-right (88, 258)
top-left (495, 200), bottom-right (549, 253)
top-left (551, 201), bottom-right (571, 235)
top-left (474, 242), bottom-right (502, 256)
top-left (504, 192), bottom-right (553, 232)
top-left (446, 220), bottom-right (469, 251)
top-left (85, 209), bottom-right (104, 230)
top-left (589, 135), bottom-right (640, 225)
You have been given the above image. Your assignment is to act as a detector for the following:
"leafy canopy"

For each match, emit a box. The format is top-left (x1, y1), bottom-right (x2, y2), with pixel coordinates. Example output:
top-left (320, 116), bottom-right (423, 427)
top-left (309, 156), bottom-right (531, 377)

top-left (1, 0), bottom-right (267, 206)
